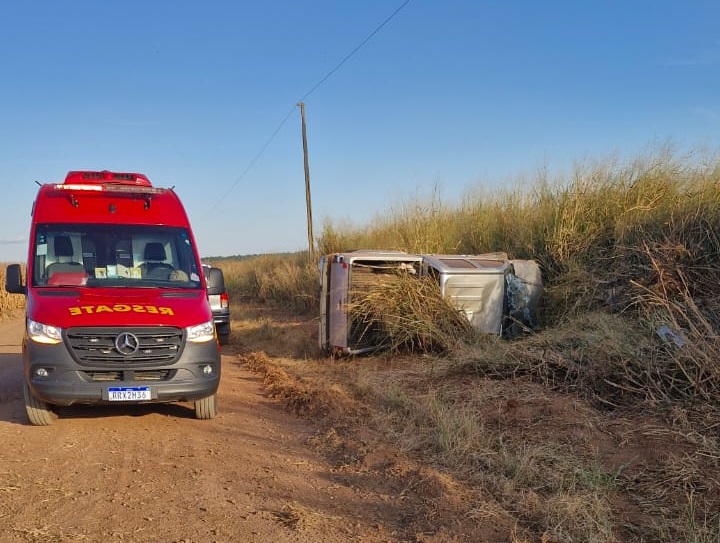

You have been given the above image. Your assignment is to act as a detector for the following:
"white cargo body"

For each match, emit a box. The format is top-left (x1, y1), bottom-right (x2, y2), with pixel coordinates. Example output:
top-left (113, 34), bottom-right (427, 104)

top-left (421, 254), bottom-right (543, 335)
top-left (420, 254), bottom-right (514, 334)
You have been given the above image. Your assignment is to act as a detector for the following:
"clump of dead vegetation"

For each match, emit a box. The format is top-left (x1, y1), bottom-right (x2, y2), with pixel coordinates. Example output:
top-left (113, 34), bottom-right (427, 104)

top-left (348, 274), bottom-right (476, 354)
top-left (241, 350), bottom-right (368, 424)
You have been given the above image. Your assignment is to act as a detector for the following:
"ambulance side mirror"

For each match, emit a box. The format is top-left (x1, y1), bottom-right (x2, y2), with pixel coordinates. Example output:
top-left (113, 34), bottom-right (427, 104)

top-left (5, 264), bottom-right (27, 295)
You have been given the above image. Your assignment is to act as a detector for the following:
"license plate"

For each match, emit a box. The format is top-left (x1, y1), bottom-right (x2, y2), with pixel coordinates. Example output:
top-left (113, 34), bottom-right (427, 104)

top-left (108, 386), bottom-right (151, 402)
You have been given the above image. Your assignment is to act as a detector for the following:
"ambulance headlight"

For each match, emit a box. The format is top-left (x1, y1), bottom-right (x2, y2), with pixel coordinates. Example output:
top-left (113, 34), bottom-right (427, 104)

top-left (27, 319), bottom-right (63, 345)
top-left (186, 320), bottom-right (215, 343)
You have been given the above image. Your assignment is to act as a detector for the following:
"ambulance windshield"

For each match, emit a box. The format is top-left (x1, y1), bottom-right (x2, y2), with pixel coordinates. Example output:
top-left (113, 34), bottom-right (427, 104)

top-left (32, 224), bottom-right (203, 289)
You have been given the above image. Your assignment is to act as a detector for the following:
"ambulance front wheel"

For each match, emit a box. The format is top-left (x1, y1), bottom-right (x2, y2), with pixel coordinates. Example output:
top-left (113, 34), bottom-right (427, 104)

top-left (23, 380), bottom-right (57, 426)
top-left (194, 393), bottom-right (218, 419)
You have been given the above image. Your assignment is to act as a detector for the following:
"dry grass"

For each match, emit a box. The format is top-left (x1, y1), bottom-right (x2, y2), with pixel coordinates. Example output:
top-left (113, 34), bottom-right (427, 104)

top-left (348, 273), bottom-right (476, 353)
top-left (320, 148), bottom-right (720, 324)
top-left (206, 253), bottom-right (318, 314)
top-left (234, 309), bottom-right (626, 541)
top-left (232, 301), bottom-right (720, 541)
top-left (226, 147), bottom-right (720, 542)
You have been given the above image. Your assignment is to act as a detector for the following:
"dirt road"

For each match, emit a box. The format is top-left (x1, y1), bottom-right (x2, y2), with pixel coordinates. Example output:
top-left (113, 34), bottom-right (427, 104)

top-left (0, 318), bottom-right (438, 543)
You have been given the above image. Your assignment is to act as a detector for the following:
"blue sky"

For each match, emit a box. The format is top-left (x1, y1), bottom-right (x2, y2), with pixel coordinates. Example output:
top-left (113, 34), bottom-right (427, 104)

top-left (1, 1), bottom-right (719, 262)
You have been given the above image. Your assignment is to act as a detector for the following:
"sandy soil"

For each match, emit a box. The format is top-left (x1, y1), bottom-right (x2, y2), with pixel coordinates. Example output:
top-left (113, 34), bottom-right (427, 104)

top-left (0, 318), bottom-right (461, 543)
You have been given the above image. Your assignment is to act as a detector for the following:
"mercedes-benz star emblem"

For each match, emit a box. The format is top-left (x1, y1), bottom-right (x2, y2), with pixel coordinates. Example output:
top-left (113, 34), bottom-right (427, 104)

top-left (115, 332), bottom-right (140, 355)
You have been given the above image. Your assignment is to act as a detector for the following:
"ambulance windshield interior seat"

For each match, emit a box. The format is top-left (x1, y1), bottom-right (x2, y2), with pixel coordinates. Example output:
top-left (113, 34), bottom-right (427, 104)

top-left (32, 225), bottom-right (202, 289)
top-left (46, 236), bottom-right (85, 283)
top-left (140, 242), bottom-right (176, 280)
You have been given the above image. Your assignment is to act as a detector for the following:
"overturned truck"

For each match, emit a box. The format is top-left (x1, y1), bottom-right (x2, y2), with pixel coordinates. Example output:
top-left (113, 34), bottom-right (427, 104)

top-left (318, 250), bottom-right (543, 355)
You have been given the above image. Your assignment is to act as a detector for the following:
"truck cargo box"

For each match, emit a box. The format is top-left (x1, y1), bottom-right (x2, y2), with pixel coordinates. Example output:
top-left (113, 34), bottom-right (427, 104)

top-left (319, 250), bottom-right (542, 355)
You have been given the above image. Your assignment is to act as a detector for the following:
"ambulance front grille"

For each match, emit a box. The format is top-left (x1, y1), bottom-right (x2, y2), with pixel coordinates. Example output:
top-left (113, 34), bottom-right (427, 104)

top-left (82, 370), bottom-right (173, 382)
top-left (66, 327), bottom-right (184, 367)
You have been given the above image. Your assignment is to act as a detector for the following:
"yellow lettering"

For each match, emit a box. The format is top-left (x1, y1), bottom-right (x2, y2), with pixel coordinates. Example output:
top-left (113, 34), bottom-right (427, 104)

top-left (67, 303), bottom-right (175, 316)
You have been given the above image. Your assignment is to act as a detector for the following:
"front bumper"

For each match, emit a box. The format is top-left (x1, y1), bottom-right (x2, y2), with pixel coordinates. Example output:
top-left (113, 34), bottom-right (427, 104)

top-left (24, 338), bottom-right (221, 406)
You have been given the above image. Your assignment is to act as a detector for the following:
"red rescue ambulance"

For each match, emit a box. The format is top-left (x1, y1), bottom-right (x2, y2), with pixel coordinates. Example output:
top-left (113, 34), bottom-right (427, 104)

top-left (5, 170), bottom-right (221, 425)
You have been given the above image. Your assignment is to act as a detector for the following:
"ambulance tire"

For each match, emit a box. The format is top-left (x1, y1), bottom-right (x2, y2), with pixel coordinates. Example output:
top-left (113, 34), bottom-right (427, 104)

top-left (23, 381), bottom-right (57, 426)
top-left (194, 393), bottom-right (218, 419)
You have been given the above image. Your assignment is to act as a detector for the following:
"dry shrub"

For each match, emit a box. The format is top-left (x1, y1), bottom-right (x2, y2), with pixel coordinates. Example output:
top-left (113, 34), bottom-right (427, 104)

top-left (454, 297), bottom-right (720, 415)
top-left (540, 491), bottom-right (616, 543)
top-left (208, 253), bottom-right (318, 314)
top-left (318, 148), bottom-right (720, 326)
top-left (624, 240), bottom-right (720, 407)
top-left (452, 312), bottom-right (652, 408)
top-left (348, 274), bottom-right (476, 354)
top-left (257, 259), bottom-right (318, 313)
top-left (239, 350), bottom-right (367, 424)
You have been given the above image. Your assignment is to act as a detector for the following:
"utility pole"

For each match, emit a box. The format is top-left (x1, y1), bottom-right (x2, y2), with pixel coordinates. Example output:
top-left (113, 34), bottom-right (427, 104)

top-left (297, 101), bottom-right (315, 262)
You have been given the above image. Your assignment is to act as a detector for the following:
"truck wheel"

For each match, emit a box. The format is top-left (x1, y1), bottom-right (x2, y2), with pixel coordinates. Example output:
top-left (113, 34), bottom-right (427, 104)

top-left (23, 381), bottom-right (57, 426)
top-left (218, 333), bottom-right (230, 346)
top-left (194, 393), bottom-right (218, 419)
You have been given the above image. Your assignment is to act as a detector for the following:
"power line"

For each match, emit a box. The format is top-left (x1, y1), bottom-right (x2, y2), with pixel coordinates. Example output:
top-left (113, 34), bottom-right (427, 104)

top-left (206, 0), bottom-right (413, 216)
top-left (297, 0), bottom-right (413, 104)
top-left (208, 104), bottom-right (296, 215)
